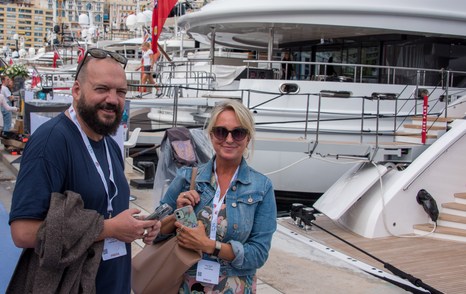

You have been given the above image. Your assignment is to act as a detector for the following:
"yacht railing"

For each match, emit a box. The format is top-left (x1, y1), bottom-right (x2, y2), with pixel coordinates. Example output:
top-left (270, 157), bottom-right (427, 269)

top-left (151, 57), bottom-right (466, 100)
top-left (245, 60), bottom-right (466, 87)
top-left (146, 84), bottom-right (449, 152)
top-left (30, 57), bottom-right (465, 152)
top-left (148, 57), bottom-right (461, 116)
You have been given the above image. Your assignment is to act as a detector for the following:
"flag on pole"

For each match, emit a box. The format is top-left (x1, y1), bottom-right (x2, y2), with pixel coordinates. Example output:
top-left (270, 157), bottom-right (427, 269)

top-left (31, 72), bottom-right (41, 88)
top-left (77, 47), bottom-right (85, 63)
top-left (143, 26), bottom-right (152, 44)
top-left (151, 0), bottom-right (178, 53)
top-left (52, 50), bottom-right (61, 68)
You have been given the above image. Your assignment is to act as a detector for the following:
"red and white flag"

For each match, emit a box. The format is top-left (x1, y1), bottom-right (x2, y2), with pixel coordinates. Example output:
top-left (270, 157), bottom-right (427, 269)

top-left (31, 72), bottom-right (41, 88)
top-left (77, 47), bottom-right (85, 63)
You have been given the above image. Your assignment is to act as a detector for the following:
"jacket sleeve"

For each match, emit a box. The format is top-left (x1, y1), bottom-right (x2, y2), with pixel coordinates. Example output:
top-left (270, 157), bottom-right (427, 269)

top-left (229, 177), bottom-right (277, 270)
top-left (161, 167), bottom-right (190, 211)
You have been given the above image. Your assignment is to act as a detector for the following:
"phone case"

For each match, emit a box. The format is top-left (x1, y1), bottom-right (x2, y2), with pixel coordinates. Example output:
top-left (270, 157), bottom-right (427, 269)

top-left (174, 205), bottom-right (198, 228)
top-left (145, 203), bottom-right (173, 220)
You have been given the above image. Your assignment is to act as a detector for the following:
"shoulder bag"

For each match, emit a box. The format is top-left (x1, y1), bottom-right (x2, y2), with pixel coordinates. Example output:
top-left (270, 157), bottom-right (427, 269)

top-left (131, 167), bottom-right (201, 294)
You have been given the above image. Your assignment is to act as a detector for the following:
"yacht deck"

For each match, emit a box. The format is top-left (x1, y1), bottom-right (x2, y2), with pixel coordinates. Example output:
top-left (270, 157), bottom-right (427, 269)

top-left (279, 215), bottom-right (466, 294)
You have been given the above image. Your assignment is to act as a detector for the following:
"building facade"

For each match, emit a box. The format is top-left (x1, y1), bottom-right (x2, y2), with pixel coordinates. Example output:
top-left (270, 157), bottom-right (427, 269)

top-left (0, 2), bottom-right (53, 51)
top-left (0, 0), bottom-right (148, 51)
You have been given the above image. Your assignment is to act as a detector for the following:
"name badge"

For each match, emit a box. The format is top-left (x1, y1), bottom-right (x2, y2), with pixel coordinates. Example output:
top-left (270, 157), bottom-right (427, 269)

top-left (102, 238), bottom-right (127, 261)
top-left (196, 259), bottom-right (220, 285)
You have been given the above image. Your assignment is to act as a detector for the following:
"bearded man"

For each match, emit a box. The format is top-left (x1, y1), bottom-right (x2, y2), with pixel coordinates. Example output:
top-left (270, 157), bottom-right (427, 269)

top-left (8, 49), bottom-right (161, 293)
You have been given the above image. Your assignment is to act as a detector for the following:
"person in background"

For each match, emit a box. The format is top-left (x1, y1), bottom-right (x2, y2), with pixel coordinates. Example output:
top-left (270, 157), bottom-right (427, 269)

top-left (0, 89), bottom-right (18, 138)
top-left (1, 76), bottom-right (15, 135)
top-left (327, 56), bottom-right (338, 77)
top-left (0, 92), bottom-right (18, 113)
top-left (281, 51), bottom-right (295, 80)
top-left (136, 42), bottom-right (160, 93)
top-left (9, 48), bottom-right (160, 293)
top-left (160, 100), bottom-right (277, 293)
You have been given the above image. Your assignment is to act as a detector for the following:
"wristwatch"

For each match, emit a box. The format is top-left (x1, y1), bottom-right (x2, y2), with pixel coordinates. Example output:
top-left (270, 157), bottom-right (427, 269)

top-left (212, 241), bottom-right (222, 257)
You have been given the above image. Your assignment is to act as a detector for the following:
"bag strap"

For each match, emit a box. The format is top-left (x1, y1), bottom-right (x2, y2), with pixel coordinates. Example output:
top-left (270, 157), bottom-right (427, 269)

top-left (189, 167), bottom-right (198, 190)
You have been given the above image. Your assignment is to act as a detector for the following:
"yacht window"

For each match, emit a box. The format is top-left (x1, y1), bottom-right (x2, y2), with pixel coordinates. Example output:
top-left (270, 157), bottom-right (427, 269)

top-left (279, 83), bottom-right (300, 94)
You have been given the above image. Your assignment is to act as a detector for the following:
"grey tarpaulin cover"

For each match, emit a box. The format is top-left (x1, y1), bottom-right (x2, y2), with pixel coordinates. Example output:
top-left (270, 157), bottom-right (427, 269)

top-left (152, 127), bottom-right (213, 206)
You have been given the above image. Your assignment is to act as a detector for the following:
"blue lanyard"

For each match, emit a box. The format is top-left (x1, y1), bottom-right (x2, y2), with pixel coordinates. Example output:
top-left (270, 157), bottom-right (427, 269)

top-left (68, 105), bottom-right (118, 217)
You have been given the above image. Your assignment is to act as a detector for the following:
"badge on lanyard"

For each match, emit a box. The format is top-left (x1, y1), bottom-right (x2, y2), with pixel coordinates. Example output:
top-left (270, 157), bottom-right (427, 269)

top-left (102, 238), bottom-right (127, 260)
top-left (196, 259), bottom-right (220, 284)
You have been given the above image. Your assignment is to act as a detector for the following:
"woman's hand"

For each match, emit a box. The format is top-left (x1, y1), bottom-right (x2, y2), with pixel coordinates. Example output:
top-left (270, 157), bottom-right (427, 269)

top-left (176, 190), bottom-right (200, 208)
top-left (174, 220), bottom-right (212, 252)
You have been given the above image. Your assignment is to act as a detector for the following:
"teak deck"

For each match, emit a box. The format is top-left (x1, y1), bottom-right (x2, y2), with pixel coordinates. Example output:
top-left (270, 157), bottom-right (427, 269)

top-left (279, 215), bottom-right (466, 294)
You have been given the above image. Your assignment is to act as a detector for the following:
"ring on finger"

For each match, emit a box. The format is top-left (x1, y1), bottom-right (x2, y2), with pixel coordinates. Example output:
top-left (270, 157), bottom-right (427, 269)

top-left (143, 228), bottom-right (148, 236)
top-left (183, 193), bottom-right (188, 199)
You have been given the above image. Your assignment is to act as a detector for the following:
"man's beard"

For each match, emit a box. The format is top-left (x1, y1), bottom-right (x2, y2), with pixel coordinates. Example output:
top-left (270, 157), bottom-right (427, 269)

top-left (76, 94), bottom-right (123, 136)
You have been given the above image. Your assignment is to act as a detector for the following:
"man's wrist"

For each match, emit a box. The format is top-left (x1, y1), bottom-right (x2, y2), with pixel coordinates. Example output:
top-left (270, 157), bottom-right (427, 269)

top-left (100, 218), bottom-right (114, 240)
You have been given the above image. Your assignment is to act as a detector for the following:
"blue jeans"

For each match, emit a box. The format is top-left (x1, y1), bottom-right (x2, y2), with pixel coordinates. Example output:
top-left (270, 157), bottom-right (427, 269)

top-left (1, 105), bottom-right (12, 132)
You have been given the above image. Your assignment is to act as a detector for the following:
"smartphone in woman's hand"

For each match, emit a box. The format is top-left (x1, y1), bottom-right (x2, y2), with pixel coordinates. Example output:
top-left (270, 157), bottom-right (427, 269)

top-left (174, 205), bottom-right (197, 228)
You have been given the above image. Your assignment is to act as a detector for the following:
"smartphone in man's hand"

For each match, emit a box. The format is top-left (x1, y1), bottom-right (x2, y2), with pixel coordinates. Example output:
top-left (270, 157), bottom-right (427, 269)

top-left (145, 203), bottom-right (173, 220)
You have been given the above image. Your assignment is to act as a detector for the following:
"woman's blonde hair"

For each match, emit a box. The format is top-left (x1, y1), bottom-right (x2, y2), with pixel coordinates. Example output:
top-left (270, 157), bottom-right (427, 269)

top-left (142, 42), bottom-right (151, 49)
top-left (206, 100), bottom-right (255, 145)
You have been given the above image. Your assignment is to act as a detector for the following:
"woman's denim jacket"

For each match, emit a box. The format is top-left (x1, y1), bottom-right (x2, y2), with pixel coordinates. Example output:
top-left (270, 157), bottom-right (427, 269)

top-left (161, 157), bottom-right (277, 277)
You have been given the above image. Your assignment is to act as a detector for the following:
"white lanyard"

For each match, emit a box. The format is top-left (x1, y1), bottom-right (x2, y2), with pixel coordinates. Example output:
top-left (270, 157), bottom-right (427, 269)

top-left (209, 160), bottom-right (239, 240)
top-left (68, 105), bottom-right (118, 217)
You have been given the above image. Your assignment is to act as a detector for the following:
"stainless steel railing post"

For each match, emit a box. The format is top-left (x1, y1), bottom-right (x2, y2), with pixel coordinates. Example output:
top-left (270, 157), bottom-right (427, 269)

top-left (173, 86), bottom-right (179, 127)
top-left (315, 92), bottom-right (322, 144)
top-left (304, 94), bottom-right (310, 140)
top-left (360, 96), bottom-right (365, 143)
top-left (376, 95), bottom-right (380, 148)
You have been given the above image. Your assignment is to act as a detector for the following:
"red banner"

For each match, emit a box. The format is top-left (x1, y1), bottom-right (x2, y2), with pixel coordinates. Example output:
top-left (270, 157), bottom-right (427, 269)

top-left (151, 0), bottom-right (178, 53)
top-left (421, 95), bottom-right (428, 144)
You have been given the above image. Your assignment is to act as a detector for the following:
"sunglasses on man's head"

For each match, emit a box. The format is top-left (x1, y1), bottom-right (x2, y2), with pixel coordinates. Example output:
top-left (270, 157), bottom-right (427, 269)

top-left (75, 48), bottom-right (128, 80)
top-left (211, 127), bottom-right (249, 141)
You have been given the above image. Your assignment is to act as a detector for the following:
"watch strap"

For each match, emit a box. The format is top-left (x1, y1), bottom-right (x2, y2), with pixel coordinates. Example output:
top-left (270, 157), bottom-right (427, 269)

top-left (212, 241), bottom-right (221, 257)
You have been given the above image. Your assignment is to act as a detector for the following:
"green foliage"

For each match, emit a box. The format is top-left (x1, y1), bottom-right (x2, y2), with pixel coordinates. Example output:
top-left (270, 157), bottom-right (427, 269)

top-left (4, 64), bottom-right (29, 78)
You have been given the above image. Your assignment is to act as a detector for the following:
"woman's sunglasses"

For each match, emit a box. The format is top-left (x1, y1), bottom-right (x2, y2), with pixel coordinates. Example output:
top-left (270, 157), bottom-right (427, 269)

top-left (212, 127), bottom-right (249, 141)
top-left (75, 48), bottom-right (128, 80)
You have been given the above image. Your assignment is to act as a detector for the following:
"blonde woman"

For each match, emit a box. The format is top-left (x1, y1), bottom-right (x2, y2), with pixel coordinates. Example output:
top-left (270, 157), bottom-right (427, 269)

top-left (160, 100), bottom-right (277, 293)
